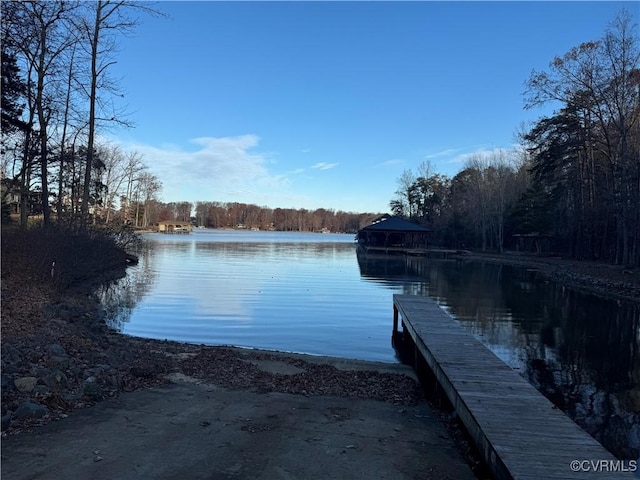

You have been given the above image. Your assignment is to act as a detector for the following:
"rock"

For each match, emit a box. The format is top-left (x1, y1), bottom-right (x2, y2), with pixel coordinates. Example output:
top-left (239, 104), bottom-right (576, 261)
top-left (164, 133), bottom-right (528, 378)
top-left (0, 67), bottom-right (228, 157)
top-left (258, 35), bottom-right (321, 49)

top-left (46, 343), bottom-right (66, 356)
top-left (67, 365), bottom-right (84, 378)
top-left (13, 402), bottom-right (48, 420)
top-left (83, 377), bottom-right (102, 400)
top-left (43, 370), bottom-right (68, 389)
top-left (32, 385), bottom-right (50, 396)
top-left (46, 344), bottom-right (71, 363)
top-left (14, 376), bottom-right (38, 393)
top-left (105, 373), bottom-right (121, 389)
top-left (28, 351), bottom-right (44, 363)
top-left (1, 374), bottom-right (15, 392)
top-left (88, 364), bottom-right (111, 376)
top-left (49, 355), bottom-right (70, 370)
top-left (2, 345), bottom-right (23, 366)
top-left (63, 392), bottom-right (82, 403)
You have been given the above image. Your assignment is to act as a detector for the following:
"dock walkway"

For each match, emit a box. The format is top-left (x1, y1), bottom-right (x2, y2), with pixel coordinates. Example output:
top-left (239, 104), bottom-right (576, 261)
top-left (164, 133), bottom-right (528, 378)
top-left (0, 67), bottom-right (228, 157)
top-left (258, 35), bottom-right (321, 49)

top-left (392, 294), bottom-right (635, 480)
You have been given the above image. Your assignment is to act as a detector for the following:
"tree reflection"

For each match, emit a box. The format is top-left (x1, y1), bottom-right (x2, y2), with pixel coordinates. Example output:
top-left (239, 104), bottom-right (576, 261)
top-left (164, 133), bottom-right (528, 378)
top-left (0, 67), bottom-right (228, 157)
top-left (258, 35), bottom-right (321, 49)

top-left (95, 245), bottom-right (156, 331)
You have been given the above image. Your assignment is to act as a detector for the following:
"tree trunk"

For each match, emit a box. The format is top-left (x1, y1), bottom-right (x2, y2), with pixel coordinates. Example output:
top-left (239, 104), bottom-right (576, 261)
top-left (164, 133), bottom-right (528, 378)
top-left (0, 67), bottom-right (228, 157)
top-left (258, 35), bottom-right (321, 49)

top-left (19, 153), bottom-right (30, 229)
top-left (19, 120), bottom-right (34, 229)
top-left (57, 46), bottom-right (76, 221)
top-left (36, 28), bottom-right (50, 227)
top-left (81, 1), bottom-right (103, 228)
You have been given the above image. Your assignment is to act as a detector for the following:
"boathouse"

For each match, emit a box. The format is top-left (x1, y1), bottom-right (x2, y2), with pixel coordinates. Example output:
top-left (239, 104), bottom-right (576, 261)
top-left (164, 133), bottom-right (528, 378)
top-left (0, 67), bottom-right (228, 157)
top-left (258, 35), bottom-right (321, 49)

top-left (157, 221), bottom-right (192, 234)
top-left (357, 215), bottom-right (431, 255)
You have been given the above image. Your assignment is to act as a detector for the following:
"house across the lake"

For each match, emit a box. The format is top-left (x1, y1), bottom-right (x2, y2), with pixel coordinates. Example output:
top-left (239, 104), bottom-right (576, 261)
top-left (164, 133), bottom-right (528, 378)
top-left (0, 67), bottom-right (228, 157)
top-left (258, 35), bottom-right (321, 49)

top-left (157, 221), bottom-right (193, 234)
top-left (356, 215), bottom-right (431, 255)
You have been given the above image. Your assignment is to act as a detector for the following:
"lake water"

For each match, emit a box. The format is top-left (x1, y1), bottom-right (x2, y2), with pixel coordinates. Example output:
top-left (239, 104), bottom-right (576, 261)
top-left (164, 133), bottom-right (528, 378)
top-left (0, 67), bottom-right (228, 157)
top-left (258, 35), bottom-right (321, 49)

top-left (101, 229), bottom-right (639, 460)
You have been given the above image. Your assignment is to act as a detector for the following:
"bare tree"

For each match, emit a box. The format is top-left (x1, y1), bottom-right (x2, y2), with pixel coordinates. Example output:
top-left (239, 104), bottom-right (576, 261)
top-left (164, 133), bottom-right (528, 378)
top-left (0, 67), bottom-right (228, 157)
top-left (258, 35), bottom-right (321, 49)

top-left (97, 143), bottom-right (128, 224)
top-left (417, 159), bottom-right (435, 180)
top-left (137, 172), bottom-right (162, 227)
top-left (175, 201), bottom-right (192, 224)
top-left (391, 169), bottom-right (417, 217)
top-left (5, 1), bottom-right (78, 226)
top-left (462, 150), bottom-right (525, 252)
top-left (121, 151), bottom-right (145, 224)
top-left (464, 155), bottom-right (490, 250)
top-left (74, 1), bottom-right (161, 227)
top-left (55, 42), bottom-right (85, 221)
top-left (526, 9), bottom-right (640, 264)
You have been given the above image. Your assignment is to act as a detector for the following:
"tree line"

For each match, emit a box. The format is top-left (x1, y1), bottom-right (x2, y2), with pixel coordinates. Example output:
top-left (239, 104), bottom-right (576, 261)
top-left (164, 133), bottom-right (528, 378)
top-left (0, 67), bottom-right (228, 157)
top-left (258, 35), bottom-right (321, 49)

top-left (391, 10), bottom-right (639, 266)
top-left (193, 202), bottom-right (379, 233)
top-left (390, 152), bottom-right (528, 253)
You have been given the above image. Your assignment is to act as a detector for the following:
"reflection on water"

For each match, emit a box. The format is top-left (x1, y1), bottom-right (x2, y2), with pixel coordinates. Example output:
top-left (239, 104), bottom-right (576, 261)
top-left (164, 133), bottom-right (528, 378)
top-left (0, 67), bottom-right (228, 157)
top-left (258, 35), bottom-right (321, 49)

top-left (97, 242), bottom-right (157, 332)
top-left (101, 230), bottom-right (639, 460)
top-left (359, 254), bottom-right (640, 461)
top-left (101, 231), bottom-right (404, 362)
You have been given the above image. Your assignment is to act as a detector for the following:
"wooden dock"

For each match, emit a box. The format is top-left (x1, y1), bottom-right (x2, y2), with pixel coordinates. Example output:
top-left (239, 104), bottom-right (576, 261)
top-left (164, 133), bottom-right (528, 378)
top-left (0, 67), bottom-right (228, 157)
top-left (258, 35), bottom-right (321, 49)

top-left (392, 294), bottom-right (635, 480)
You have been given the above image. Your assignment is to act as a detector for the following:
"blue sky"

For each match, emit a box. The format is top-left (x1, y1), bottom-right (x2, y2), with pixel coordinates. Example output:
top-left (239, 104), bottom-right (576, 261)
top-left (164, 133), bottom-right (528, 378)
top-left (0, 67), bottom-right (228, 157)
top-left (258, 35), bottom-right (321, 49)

top-left (108, 1), bottom-right (637, 213)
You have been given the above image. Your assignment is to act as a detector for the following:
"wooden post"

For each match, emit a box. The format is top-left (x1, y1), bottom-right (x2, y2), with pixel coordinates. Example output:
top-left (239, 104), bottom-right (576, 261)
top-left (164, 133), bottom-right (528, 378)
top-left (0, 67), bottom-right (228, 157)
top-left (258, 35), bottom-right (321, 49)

top-left (393, 304), bottom-right (398, 333)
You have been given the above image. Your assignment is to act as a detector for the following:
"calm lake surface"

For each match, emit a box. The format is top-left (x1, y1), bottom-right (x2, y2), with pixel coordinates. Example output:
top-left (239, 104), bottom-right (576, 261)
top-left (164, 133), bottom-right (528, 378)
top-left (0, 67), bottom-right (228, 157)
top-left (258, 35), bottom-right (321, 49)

top-left (101, 230), bottom-right (639, 460)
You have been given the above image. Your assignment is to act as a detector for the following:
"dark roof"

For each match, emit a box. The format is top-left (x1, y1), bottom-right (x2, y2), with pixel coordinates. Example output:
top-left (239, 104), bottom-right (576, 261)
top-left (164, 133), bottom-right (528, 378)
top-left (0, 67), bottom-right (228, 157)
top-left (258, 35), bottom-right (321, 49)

top-left (360, 216), bottom-right (431, 232)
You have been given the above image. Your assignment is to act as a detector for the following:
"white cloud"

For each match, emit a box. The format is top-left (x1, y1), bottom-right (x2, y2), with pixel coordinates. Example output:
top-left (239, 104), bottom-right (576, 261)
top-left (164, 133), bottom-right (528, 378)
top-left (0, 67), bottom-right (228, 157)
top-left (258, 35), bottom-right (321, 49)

top-left (424, 148), bottom-right (459, 159)
top-left (311, 162), bottom-right (338, 170)
top-left (448, 146), bottom-right (513, 165)
top-left (115, 134), bottom-right (292, 204)
top-left (375, 158), bottom-right (404, 168)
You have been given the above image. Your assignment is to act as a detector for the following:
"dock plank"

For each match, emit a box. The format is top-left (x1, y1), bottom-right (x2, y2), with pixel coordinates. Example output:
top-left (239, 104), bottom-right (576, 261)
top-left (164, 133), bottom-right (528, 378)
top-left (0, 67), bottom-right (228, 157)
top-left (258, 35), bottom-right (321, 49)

top-left (393, 294), bottom-right (633, 480)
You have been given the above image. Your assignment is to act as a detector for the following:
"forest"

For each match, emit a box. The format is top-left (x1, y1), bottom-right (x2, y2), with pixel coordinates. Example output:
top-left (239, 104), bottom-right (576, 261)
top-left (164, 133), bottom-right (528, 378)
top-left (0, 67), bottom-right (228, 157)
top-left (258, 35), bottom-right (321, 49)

top-left (1, 3), bottom-right (638, 265)
top-left (390, 11), bottom-right (640, 266)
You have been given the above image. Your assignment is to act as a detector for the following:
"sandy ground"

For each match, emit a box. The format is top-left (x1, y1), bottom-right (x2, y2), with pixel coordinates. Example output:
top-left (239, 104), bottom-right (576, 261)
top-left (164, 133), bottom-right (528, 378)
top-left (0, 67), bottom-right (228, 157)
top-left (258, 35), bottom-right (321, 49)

top-left (1, 354), bottom-right (476, 480)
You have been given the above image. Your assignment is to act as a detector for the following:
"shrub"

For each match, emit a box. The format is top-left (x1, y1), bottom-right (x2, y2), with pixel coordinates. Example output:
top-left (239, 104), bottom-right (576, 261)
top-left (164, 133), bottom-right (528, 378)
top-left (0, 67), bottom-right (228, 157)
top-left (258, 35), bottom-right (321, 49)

top-left (1, 225), bottom-right (135, 291)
